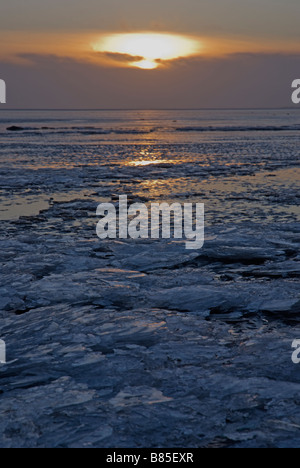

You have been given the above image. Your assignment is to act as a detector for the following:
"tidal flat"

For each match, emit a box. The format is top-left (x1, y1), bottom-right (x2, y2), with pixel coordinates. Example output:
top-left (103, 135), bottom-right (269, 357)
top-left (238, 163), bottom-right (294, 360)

top-left (0, 109), bottom-right (300, 447)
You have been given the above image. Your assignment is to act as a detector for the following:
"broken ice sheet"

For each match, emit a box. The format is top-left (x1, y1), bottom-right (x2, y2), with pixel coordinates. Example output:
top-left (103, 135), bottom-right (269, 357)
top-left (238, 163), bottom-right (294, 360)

top-left (0, 110), bottom-right (300, 447)
top-left (109, 386), bottom-right (173, 408)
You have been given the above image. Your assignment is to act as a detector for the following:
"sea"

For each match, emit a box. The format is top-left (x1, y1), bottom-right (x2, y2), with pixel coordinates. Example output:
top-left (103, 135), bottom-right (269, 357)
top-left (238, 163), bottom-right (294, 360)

top-left (0, 108), bottom-right (300, 448)
top-left (0, 108), bottom-right (299, 222)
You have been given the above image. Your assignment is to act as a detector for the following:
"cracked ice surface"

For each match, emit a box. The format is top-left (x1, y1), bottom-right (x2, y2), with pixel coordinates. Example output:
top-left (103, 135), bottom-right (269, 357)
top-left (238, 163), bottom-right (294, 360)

top-left (0, 110), bottom-right (300, 447)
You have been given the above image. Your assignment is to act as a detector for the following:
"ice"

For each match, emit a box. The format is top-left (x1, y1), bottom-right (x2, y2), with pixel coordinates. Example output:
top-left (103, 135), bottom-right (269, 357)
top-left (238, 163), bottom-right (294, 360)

top-left (109, 387), bottom-right (173, 408)
top-left (0, 210), bottom-right (299, 448)
top-left (0, 109), bottom-right (300, 447)
top-left (260, 299), bottom-right (300, 317)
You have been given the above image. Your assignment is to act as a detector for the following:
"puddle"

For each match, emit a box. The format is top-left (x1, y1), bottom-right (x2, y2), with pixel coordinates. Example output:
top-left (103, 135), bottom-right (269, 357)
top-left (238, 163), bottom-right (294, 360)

top-left (0, 190), bottom-right (95, 221)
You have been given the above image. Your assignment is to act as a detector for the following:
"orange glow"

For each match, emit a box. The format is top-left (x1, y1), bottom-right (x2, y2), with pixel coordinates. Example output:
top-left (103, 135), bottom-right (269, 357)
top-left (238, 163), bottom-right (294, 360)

top-left (1, 31), bottom-right (300, 66)
top-left (92, 33), bottom-right (202, 69)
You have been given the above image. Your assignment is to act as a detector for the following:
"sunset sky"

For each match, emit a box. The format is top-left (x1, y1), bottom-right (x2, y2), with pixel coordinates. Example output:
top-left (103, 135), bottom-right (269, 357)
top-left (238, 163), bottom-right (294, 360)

top-left (1, 0), bottom-right (300, 108)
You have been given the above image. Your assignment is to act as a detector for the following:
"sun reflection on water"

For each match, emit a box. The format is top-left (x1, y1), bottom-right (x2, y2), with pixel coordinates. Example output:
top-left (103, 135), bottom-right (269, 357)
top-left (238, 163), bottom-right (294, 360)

top-left (127, 159), bottom-right (172, 166)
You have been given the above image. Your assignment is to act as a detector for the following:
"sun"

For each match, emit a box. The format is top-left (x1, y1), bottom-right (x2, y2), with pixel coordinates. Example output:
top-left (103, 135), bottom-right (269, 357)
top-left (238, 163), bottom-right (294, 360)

top-left (133, 59), bottom-right (159, 70)
top-left (92, 32), bottom-right (201, 69)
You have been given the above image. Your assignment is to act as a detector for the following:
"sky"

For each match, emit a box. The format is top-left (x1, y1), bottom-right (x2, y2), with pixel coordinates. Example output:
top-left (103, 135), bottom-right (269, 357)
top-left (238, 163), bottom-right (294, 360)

top-left (0, 0), bottom-right (300, 108)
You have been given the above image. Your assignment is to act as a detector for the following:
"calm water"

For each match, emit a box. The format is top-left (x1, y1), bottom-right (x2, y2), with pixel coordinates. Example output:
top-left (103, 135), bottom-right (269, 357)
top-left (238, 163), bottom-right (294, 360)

top-left (0, 109), bottom-right (299, 222)
top-left (1, 108), bottom-right (300, 147)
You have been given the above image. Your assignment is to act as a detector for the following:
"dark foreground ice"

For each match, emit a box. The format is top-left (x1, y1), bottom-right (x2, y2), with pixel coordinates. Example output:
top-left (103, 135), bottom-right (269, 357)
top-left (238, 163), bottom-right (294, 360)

top-left (0, 109), bottom-right (300, 448)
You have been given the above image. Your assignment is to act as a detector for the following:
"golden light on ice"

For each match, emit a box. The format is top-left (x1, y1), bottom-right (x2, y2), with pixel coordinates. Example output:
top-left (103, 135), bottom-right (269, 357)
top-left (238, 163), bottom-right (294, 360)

top-left (92, 33), bottom-right (201, 69)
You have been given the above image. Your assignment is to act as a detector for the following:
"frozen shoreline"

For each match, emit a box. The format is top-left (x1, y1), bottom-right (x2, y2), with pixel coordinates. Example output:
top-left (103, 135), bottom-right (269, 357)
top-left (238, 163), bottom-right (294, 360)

top-left (0, 109), bottom-right (300, 447)
top-left (0, 213), bottom-right (299, 447)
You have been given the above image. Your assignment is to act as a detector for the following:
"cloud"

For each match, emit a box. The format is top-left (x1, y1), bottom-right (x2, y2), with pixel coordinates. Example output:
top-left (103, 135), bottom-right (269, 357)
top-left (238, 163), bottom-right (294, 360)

top-left (1, 30), bottom-right (300, 70)
top-left (94, 51), bottom-right (145, 66)
top-left (1, 52), bottom-right (299, 109)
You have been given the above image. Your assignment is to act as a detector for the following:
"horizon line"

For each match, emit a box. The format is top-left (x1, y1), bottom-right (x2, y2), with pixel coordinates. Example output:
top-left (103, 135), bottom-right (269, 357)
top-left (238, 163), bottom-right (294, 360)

top-left (0, 107), bottom-right (298, 112)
